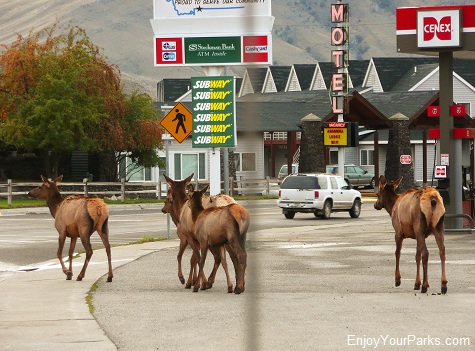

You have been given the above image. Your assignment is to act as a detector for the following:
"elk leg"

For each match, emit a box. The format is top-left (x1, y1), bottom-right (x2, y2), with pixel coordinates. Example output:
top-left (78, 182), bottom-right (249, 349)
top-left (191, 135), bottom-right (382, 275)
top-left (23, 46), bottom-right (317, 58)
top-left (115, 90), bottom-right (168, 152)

top-left (228, 239), bottom-right (247, 294)
top-left (186, 253), bottom-right (197, 289)
top-left (421, 242), bottom-right (429, 293)
top-left (67, 236), bottom-right (77, 280)
top-left (220, 246), bottom-right (234, 293)
top-left (394, 235), bottom-right (403, 287)
top-left (177, 236), bottom-right (187, 285)
top-left (206, 246), bottom-right (223, 289)
top-left (434, 229), bottom-right (448, 294)
top-left (97, 226), bottom-right (113, 283)
top-left (77, 236), bottom-right (93, 281)
top-left (57, 232), bottom-right (71, 280)
top-left (195, 243), bottom-right (208, 293)
top-left (414, 237), bottom-right (424, 291)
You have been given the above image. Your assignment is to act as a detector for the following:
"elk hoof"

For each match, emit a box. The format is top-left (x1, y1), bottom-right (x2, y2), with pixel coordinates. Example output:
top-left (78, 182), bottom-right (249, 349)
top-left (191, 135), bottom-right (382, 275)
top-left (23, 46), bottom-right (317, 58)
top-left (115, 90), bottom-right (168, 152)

top-left (76, 276), bottom-right (83, 281)
top-left (441, 286), bottom-right (447, 295)
top-left (185, 283), bottom-right (192, 289)
top-left (66, 272), bottom-right (73, 280)
top-left (395, 279), bottom-right (401, 287)
top-left (421, 286), bottom-right (428, 293)
top-left (192, 286), bottom-right (199, 293)
top-left (234, 287), bottom-right (243, 294)
top-left (206, 282), bottom-right (213, 289)
top-left (228, 286), bottom-right (233, 293)
top-left (414, 282), bottom-right (421, 290)
top-left (107, 276), bottom-right (113, 283)
top-left (179, 277), bottom-right (185, 285)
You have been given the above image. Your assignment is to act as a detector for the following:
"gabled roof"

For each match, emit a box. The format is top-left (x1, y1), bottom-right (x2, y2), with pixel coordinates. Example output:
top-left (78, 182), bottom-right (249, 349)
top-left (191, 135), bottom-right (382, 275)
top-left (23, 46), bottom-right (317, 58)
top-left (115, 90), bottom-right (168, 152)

top-left (239, 67), bottom-right (267, 96)
top-left (236, 92), bottom-right (331, 132)
top-left (363, 90), bottom-right (438, 120)
top-left (393, 63), bottom-right (438, 91)
top-left (292, 64), bottom-right (317, 91)
top-left (365, 57), bottom-right (439, 92)
top-left (268, 66), bottom-right (292, 92)
top-left (347, 60), bottom-right (370, 88)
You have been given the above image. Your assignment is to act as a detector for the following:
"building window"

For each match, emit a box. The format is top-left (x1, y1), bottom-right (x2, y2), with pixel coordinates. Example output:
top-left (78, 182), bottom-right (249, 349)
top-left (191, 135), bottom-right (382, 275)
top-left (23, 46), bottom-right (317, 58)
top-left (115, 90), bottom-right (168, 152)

top-left (174, 153), bottom-right (206, 180)
top-left (234, 152), bottom-right (256, 172)
top-left (119, 155), bottom-right (152, 181)
top-left (360, 149), bottom-right (374, 166)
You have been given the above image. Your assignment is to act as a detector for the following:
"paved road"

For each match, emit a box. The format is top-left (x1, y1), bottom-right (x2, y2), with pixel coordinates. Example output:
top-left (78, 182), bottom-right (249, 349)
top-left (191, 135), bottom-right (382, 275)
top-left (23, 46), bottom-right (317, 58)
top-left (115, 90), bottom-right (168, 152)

top-left (91, 200), bottom-right (475, 351)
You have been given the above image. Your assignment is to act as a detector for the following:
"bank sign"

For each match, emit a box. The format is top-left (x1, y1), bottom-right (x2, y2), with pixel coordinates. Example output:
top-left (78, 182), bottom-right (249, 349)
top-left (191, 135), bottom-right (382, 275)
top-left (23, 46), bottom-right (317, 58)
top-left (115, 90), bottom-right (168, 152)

top-left (155, 35), bottom-right (271, 66)
top-left (192, 76), bottom-right (236, 148)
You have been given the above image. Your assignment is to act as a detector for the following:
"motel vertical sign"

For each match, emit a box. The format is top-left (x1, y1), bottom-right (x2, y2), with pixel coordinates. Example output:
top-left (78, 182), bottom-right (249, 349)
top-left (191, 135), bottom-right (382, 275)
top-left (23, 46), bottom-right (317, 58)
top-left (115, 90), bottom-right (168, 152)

top-left (192, 76), bottom-right (236, 148)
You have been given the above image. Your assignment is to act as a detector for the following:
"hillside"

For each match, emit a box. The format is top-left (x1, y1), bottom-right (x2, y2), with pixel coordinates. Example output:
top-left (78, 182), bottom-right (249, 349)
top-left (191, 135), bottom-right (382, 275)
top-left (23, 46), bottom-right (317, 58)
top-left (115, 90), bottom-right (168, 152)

top-left (0, 0), bottom-right (468, 98)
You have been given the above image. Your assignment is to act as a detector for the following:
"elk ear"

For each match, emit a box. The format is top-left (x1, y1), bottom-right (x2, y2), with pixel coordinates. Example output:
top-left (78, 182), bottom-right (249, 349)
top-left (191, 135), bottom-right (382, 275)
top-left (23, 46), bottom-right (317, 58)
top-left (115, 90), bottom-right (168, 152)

top-left (186, 183), bottom-right (195, 194)
top-left (201, 184), bottom-right (209, 194)
top-left (40, 175), bottom-right (48, 183)
top-left (184, 173), bottom-right (194, 185)
top-left (53, 175), bottom-right (63, 185)
top-left (393, 176), bottom-right (403, 190)
top-left (378, 175), bottom-right (386, 190)
top-left (163, 174), bottom-right (173, 186)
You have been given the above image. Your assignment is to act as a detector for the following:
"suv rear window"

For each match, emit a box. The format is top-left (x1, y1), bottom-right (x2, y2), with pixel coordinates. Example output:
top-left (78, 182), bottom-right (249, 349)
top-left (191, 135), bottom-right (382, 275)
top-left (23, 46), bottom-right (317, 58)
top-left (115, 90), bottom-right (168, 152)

top-left (280, 175), bottom-right (320, 190)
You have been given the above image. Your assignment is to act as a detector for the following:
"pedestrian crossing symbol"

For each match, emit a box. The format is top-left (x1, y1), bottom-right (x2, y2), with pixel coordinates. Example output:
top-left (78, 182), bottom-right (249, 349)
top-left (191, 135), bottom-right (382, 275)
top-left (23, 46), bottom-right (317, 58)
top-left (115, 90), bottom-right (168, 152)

top-left (160, 102), bottom-right (192, 143)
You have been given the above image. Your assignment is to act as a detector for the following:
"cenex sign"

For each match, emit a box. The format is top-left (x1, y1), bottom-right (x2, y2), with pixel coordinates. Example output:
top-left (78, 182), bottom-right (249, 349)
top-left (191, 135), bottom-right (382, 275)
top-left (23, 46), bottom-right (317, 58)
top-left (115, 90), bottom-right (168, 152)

top-left (417, 10), bottom-right (461, 48)
top-left (192, 76), bottom-right (236, 148)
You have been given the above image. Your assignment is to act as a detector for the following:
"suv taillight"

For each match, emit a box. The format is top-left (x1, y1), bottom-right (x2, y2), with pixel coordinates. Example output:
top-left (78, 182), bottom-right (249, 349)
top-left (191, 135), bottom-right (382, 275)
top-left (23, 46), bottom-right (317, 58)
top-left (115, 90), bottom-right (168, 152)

top-left (314, 191), bottom-right (319, 198)
top-left (278, 190), bottom-right (281, 198)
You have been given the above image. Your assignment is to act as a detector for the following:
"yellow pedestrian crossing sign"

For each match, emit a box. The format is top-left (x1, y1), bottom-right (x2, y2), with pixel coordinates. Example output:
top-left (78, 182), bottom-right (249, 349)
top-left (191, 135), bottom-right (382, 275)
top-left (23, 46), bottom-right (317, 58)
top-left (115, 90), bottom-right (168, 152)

top-left (160, 102), bottom-right (192, 143)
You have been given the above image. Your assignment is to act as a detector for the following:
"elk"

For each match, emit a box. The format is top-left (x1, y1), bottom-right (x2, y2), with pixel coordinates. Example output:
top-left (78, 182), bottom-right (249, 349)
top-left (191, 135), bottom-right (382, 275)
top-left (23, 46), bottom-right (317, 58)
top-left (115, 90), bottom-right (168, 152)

top-left (188, 184), bottom-right (250, 294)
top-left (28, 175), bottom-right (113, 282)
top-left (374, 175), bottom-right (447, 294)
top-left (162, 174), bottom-right (237, 292)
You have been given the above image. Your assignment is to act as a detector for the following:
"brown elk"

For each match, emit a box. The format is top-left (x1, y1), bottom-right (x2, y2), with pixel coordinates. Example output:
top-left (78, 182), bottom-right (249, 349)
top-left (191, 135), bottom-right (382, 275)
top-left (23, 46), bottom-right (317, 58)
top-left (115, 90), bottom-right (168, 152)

top-left (374, 175), bottom-right (447, 294)
top-left (28, 175), bottom-right (113, 282)
top-left (188, 184), bottom-right (250, 294)
top-left (162, 174), bottom-right (237, 292)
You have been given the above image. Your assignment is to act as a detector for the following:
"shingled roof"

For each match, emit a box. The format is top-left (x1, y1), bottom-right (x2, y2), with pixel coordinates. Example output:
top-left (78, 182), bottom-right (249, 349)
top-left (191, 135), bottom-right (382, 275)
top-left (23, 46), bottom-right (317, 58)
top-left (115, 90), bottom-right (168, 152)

top-left (292, 64), bottom-right (317, 90)
top-left (369, 57), bottom-right (439, 92)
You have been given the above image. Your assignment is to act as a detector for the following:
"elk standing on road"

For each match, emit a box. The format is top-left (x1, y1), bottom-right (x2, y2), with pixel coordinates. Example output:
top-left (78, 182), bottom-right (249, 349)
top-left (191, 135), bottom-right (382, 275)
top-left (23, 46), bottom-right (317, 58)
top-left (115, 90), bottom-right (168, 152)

top-left (28, 175), bottom-right (113, 282)
top-left (162, 174), bottom-right (237, 291)
top-left (188, 185), bottom-right (250, 294)
top-left (374, 175), bottom-right (447, 294)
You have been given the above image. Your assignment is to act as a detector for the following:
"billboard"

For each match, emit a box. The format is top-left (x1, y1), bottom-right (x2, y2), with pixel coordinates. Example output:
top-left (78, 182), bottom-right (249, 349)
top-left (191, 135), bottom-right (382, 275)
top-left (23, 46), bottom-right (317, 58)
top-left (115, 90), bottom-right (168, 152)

top-left (154, 35), bottom-right (271, 66)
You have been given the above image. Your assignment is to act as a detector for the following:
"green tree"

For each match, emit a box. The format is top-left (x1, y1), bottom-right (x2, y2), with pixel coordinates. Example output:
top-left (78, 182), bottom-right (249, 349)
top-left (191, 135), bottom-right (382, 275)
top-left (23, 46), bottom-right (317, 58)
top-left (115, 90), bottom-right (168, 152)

top-left (0, 22), bottom-right (163, 179)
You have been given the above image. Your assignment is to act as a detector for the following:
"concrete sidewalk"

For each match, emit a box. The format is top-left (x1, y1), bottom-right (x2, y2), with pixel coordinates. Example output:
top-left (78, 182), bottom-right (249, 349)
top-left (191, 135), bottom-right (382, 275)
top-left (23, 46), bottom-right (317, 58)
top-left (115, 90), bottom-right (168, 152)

top-left (0, 240), bottom-right (178, 351)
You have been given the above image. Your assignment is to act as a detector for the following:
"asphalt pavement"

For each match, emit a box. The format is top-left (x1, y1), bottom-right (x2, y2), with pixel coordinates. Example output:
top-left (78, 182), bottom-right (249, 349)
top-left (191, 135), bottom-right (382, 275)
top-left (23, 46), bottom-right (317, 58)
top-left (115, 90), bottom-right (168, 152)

top-left (1, 200), bottom-right (474, 351)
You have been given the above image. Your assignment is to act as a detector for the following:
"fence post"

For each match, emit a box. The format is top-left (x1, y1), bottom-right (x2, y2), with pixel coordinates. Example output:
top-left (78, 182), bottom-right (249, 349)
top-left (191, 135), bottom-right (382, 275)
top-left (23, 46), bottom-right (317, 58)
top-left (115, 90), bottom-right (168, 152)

top-left (266, 176), bottom-right (270, 196)
top-left (121, 178), bottom-right (125, 203)
top-left (7, 179), bottom-right (12, 206)
top-left (83, 178), bottom-right (88, 197)
top-left (157, 179), bottom-right (161, 200)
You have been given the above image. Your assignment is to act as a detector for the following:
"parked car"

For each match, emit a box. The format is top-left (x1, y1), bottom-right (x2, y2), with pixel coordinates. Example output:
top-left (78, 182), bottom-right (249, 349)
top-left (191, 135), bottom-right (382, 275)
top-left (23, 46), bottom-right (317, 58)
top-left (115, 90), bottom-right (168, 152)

top-left (278, 163), bottom-right (299, 180)
top-left (277, 173), bottom-right (362, 219)
top-left (326, 164), bottom-right (375, 188)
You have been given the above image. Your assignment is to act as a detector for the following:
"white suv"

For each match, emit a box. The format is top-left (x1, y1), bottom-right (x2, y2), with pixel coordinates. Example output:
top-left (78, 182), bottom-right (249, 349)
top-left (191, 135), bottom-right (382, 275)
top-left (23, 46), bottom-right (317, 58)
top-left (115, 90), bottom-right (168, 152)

top-left (277, 173), bottom-right (362, 219)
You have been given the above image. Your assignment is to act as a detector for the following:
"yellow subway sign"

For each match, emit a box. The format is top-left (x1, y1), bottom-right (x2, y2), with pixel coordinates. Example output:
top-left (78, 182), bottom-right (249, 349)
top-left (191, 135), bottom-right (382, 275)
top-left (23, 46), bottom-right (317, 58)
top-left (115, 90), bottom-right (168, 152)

top-left (192, 76), bottom-right (236, 148)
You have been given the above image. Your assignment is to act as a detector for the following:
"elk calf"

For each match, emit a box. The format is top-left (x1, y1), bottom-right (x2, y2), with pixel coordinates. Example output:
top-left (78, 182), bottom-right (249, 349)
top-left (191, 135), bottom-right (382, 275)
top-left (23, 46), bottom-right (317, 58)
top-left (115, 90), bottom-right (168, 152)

top-left (28, 176), bottom-right (113, 282)
top-left (374, 175), bottom-right (447, 294)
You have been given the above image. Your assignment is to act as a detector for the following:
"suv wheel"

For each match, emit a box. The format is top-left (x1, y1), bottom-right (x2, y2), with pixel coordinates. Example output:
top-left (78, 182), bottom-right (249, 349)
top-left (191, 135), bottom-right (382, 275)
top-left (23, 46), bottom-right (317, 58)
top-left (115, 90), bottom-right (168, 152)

top-left (349, 199), bottom-right (361, 218)
top-left (321, 200), bottom-right (332, 219)
top-left (284, 212), bottom-right (295, 219)
top-left (370, 177), bottom-right (376, 188)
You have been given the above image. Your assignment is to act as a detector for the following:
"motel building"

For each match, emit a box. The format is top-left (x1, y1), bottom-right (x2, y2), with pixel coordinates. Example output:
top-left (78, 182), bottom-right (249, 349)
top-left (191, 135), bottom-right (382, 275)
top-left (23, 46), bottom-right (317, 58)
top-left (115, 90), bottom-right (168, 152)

top-left (150, 54), bottom-right (475, 189)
